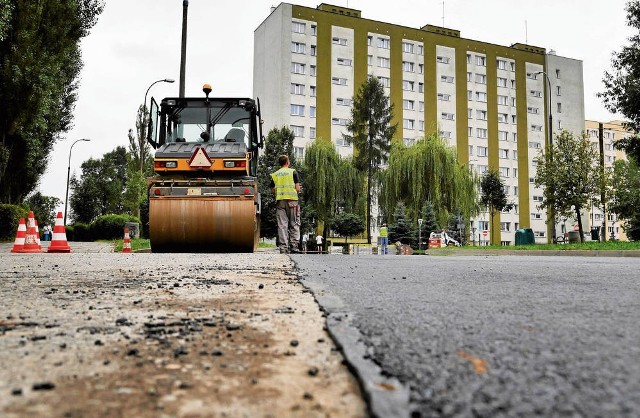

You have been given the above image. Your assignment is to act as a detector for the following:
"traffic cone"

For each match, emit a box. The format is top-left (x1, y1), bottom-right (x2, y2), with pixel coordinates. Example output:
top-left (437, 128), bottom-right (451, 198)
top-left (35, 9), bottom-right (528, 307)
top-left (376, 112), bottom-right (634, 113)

top-left (19, 213), bottom-right (43, 253)
top-left (10, 218), bottom-right (27, 253)
top-left (48, 212), bottom-right (71, 253)
top-left (35, 220), bottom-right (42, 249)
top-left (122, 228), bottom-right (132, 253)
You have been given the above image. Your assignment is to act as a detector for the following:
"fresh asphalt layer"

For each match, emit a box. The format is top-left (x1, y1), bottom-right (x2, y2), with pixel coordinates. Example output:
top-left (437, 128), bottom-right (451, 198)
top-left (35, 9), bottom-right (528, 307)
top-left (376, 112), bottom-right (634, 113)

top-left (292, 254), bottom-right (640, 418)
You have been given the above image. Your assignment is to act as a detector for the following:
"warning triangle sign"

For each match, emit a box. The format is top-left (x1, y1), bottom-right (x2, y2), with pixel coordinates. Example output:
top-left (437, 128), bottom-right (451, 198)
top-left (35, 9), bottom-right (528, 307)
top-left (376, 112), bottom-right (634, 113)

top-left (189, 147), bottom-right (212, 168)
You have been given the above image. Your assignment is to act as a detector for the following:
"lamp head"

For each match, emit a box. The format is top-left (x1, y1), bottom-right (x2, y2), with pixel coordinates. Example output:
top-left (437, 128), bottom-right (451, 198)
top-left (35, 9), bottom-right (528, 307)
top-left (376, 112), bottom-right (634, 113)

top-left (164, 78), bottom-right (175, 83)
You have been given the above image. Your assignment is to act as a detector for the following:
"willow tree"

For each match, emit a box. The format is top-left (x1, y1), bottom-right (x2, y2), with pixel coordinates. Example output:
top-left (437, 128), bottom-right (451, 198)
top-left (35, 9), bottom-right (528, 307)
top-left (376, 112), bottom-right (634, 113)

top-left (344, 75), bottom-right (397, 243)
top-left (381, 133), bottom-right (478, 228)
top-left (303, 140), bottom-right (363, 233)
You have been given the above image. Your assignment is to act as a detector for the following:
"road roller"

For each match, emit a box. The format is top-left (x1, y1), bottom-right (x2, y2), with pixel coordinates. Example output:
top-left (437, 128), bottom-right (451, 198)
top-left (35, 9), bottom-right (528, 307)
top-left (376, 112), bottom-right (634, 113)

top-left (146, 85), bottom-right (263, 252)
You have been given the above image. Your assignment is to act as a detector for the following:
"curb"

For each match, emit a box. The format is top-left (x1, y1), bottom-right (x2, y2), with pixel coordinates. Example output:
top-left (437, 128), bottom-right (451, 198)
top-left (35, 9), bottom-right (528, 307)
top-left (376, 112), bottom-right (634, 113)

top-left (426, 249), bottom-right (640, 257)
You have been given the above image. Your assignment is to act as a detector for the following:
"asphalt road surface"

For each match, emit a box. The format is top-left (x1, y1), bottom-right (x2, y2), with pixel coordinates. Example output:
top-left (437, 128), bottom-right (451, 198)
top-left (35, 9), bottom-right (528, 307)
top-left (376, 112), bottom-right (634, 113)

top-left (292, 254), bottom-right (640, 417)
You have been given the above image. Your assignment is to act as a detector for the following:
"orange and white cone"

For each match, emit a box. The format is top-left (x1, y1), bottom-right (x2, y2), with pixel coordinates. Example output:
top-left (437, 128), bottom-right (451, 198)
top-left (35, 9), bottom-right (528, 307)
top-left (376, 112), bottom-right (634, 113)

top-left (48, 212), bottom-right (71, 253)
top-left (122, 228), bottom-right (132, 253)
top-left (19, 212), bottom-right (43, 253)
top-left (10, 218), bottom-right (27, 253)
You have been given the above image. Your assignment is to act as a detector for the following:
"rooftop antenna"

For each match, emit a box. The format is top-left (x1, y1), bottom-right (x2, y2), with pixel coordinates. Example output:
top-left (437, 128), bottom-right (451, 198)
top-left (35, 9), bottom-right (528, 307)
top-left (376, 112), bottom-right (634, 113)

top-left (442, 2), bottom-right (445, 27)
top-left (525, 20), bottom-right (528, 44)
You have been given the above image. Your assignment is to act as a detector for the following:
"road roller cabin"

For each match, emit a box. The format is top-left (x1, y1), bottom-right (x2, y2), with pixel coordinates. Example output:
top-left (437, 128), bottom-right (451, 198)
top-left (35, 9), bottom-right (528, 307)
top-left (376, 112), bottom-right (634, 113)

top-left (146, 85), bottom-right (263, 253)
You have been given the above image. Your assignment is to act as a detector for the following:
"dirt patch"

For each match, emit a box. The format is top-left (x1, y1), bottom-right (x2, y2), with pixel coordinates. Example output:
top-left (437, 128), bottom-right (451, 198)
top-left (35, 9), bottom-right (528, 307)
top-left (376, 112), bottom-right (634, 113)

top-left (0, 253), bottom-right (366, 417)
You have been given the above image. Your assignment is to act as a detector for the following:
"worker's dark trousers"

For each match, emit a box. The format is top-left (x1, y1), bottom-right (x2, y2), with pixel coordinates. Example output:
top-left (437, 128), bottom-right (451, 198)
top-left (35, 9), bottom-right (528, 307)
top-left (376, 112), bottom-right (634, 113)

top-left (276, 200), bottom-right (300, 253)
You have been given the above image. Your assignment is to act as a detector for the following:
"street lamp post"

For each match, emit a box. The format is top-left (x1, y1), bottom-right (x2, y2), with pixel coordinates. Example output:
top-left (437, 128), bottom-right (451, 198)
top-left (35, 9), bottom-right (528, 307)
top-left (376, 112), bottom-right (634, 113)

top-left (535, 70), bottom-right (556, 243)
top-left (418, 218), bottom-right (424, 252)
top-left (143, 78), bottom-right (175, 139)
top-left (64, 139), bottom-right (91, 226)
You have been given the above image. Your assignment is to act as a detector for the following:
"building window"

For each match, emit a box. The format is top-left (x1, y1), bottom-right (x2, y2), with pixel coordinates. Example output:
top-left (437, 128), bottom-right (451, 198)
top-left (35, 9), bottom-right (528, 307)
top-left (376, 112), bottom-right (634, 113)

top-left (441, 75), bottom-right (454, 83)
top-left (310, 45), bottom-right (317, 56)
top-left (510, 79), bottom-right (516, 89)
top-left (526, 72), bottom-right (537, 79)
top-left (555, 69), bottom-right (560, 78)
top-left (311, 25), bottom-right (317, 36)
top-left (309, 106), bottom-right (316, 118)
top-left (440, 130), bottom-right (452, 138)
top-left (437, 93), bottom-right (451, 101)
top-left (418, 64), bottom-right (424, 74)
top-left (533, 195), bottom-right (544, 202)
top-left (367, 35), bottom-right (372, 46)
top-left (498, 95), bottom-right (508, 105)
top-left (332, 37), bottom-right (347, 46)
top-left (468, 127), bottom-right (473, 136)
top-left (469, 145), bottom-right (474, 155)
top-left (291, 62), bottom-right (305, 74)
top-left (368, 55), bottom-right (373, 66)
top-left (513, 132), bottom-right (518, 142)
top-left (466, 53), bottom-right (471, 64)
top-left (467, 90), bottom-right (473, 101)
top-left (419, 101), bottom-right (424, 111)
top-left (332, 77), bottom-right (347, 86)
top-left (500, 222), bottom-right (511, 232)
top-left (290, 104), bottom-right (305, 116)
top-left (476, 92), bottom-right (487, 102)
top-left (403, 119), bottom-right (415, 129)
top-left (378, 57), bottom-right (390, 68)
top-left (531, 125), bottom-right (543, 132)
top-left (468, 108), bottom-right (473, 119)
top-left (513, 168), bottom-right (518, 178)
top-left (310, 65), bottom-right (316, 77)
top-left (290, 83), bottom-right (305, 95)
top-left (529, 141), bottom-right (542, 149)
top-left (475, 55), bottom-right (486, 66)
top-left (332, 117), bottom-right (348, 126)
top-left (477, 129), bottom-right (488, 139)
top-left (557, 103), bottom-right (562, 113)
top-left (403, 61), bottom-right (415, 72)
top-left (402, 42), bottom-right (414, 53)
top-left (511, 114), bottom-right (517, 123)
top-left (527, 107), bottom-right (539, 114)
top-left (436, 56), bottom-right (450, 64)
top-left (477, 165), bottom-right (489, 174)
top-left (378, 76), bottom-right (390, 88)
top-left (497, 59), bottom-right (508, 70)
top-left (377, 37), bottom-right (390, 49)
top-left (512, 150), bottom-right (518, 159)
top-left (497, 77), bottom-right (507, 87)
top-left (403, 138), bottom-right (416, 147)
top-left (419, 120), bottom-right (425, 131)
top-left (510, 62), bottom-right (516, 71)
top-left (336, 97), bottom-right (352, 106)
top-left (467, 72), bottom-right (473, 82)
top-left (532, 213), bottom-right (542, 220)
top-left (476, 110), bottom-right (487, 120)
top-left (441, 112), bottom-right (455, 120)
top-left (291, 42), bottom-right (306, 54)
top-left (310, 127), bottom-right (316, 139)
top-left (335, 137), bottom-right (349, 146)
top-left (530, 90), bottom-right (542, 98)
top-left (475, 73), bottom-right (487, 84)
top-left (403, 99), bottom-right (415, 110)
top-left (290, 125), bottom-right (304, 137)
top-left (477, 145), bottom-right (488, 156)
top-left (294, 146), bottom-right (304, 160)
top-left (498, 131), bottom-right (508, 141)
top-left (292, 21), bottom-right (305, 33)
top-left (403, 80), bottom-right (414, 91)
top-left (499, 149), bottom-right (509, 159)
top-left (556, 86), bottom-right (561, 96)
top-left (419, 83), bottom-right (424, 93)
top-left (337, 57), bottom-right (352, 66)
top-left (418, 44), bottom-right (424, 55)
top-left (310, 86), bottom-right (316, 97)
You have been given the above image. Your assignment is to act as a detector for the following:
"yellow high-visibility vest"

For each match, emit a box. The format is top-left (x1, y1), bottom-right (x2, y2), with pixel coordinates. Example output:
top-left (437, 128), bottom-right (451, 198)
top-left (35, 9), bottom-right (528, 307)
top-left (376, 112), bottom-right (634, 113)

top-left (380, 226), bottom-right (388, 238)
top-left (271, 167), bottom-right (298, 201)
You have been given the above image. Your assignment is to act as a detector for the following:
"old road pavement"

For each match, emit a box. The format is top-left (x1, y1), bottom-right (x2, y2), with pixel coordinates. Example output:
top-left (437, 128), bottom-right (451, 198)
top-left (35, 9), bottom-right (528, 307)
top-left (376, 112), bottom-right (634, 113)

top-left (292, 254), bottom-right (640, 418)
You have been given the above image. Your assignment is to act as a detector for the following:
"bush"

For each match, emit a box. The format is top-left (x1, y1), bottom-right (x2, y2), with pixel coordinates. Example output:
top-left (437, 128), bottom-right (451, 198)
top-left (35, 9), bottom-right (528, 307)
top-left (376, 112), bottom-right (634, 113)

top-left (90, 214), bottom-right (140, 240)
top-left (73, 223), bottom-right (92, 241)
top-left (65, 224), bottom-right (75, 241)
top-left (0, 204), bottom-right (29, 240)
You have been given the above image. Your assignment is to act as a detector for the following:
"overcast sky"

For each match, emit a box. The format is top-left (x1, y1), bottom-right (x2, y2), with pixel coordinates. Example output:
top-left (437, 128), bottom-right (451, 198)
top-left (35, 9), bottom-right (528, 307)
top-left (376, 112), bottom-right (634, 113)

top-left (39, 0), bottom-right (632, 210)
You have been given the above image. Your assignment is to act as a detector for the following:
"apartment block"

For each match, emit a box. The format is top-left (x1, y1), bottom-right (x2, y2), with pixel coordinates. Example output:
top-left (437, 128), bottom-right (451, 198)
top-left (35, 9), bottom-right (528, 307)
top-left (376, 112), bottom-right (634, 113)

top-left (253, 3), bottom-right (585, 244)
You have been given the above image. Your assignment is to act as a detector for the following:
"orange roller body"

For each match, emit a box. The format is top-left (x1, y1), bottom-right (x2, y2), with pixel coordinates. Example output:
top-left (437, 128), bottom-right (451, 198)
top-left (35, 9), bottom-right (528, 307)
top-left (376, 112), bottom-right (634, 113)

top-left (150, 198), bottom-right (257, 252)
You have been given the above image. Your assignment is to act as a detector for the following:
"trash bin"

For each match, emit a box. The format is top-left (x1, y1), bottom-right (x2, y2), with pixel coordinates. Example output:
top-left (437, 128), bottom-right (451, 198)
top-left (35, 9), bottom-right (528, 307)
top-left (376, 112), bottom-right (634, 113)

top-left (124, 222), bottom-right (140, 239)
top-left (590, 227), bottom-right (600, 241)
top-left (515, 228), bottom-right (535, 245)
top-left (568, 230), bottom-right (580, 243)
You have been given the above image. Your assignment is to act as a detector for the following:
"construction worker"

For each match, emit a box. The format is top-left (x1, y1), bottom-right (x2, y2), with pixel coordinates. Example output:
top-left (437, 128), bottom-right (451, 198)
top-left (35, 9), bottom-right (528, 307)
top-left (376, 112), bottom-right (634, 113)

top-left (379, 223), bottom-right (389, 255)
top-left (270, 155), bottom-right (301, 253)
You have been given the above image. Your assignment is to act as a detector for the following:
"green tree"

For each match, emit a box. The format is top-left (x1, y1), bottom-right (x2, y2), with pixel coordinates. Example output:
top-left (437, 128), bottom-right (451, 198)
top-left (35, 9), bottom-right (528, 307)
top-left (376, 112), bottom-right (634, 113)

top-left (128, 105), bottom-right (154, 176)
top-left (417, 202), bottom-right (440, 246)
top-left (344, 75), bottom-right (398, 243)
top-left (610, 157), bottom-right (640, 240)
top-left (480, 170), bottom-right (513, 244)
top-left (24, 192), bottom-right (62, 227)
top-left (534, 130), bottom-right (602, 242)
top-left (0, 0), bottom-right (104, 203)
top-left (69, 146), bottom-right (128, 223)
top-left (257, 126), bottom-right (296, 239)
top-left (388, 202), bottom-right (415, 245)
top-left (330, 212), bottom-right (365, 243)
top-left (381, 133), bottom-right (478, 229)
top-left (599, 0), bottom-right (640, 133)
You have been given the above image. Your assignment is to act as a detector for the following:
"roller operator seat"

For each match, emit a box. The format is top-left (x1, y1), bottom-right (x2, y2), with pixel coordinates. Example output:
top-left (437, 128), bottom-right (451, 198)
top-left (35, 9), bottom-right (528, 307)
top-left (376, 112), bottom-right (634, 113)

top-left (224, 127), bottom-right (246, 143)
